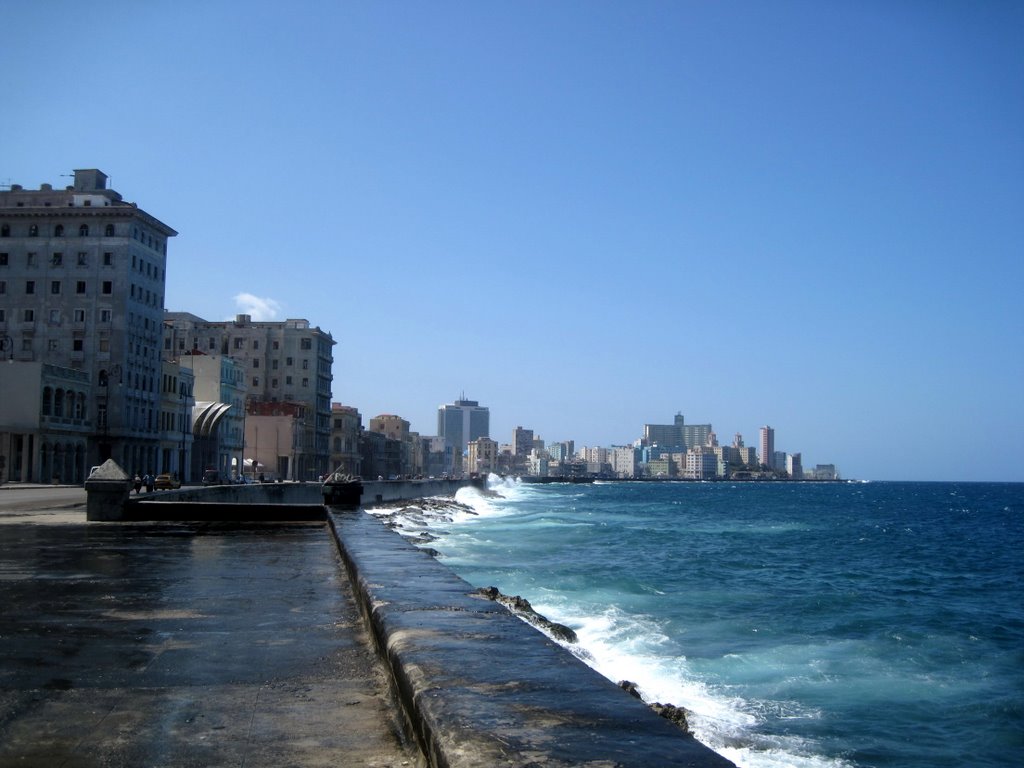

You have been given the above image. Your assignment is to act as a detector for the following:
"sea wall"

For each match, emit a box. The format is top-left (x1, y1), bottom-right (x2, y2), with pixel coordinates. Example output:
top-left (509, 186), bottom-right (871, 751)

top-left (328, 507), bottom-right (736, 768)
top-left (91, 478), bottom-right (473, 521)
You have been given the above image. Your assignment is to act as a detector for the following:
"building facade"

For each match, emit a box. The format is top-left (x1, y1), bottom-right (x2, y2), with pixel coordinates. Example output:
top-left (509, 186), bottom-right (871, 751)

top-left (437, 397), bottom-right (489, 474)
top-left (164, 313), bottom-right (335, 480)
top-left (329, 403), bottom-right (362, 477)
top-left (760, 426), bottom-right (775, 470)
top-left (0, 168), bottom-right (177, 479)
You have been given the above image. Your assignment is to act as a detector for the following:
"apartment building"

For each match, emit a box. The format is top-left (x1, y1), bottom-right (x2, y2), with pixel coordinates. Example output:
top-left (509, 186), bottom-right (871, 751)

top-left (0, 169), bottom-right (177, 481)
top-left (164, 312), bottom-right (335, 480)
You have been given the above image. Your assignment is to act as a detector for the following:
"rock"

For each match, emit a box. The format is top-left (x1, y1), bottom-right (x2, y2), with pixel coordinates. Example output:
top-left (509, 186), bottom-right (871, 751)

top-left (475, 586), bottom-right (579, 644)
top-left (616, 681), bottom-right (692, 734)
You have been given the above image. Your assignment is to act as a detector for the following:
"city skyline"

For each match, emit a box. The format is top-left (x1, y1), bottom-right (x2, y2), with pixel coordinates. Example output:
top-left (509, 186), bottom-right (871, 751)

top-left (3, 3), bottom-right (1022, 481)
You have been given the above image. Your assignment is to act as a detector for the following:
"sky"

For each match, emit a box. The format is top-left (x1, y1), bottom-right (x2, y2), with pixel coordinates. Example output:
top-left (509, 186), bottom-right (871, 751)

top-left (2, 1), bottom-right (1022, 481)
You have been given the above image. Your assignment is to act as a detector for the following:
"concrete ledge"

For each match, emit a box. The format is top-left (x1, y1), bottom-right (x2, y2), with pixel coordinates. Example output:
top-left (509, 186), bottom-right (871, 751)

top-left (121, 500), bottom-right (327, 522)
top-left (328, 508), bottom-right (735, 768)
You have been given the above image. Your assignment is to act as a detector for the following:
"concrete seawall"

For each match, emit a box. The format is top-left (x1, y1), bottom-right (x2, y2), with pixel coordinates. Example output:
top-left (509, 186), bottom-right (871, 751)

top-left (327, 506), bottom-right (736, 768)
top-left (104, 479), bottom-right (472, 521)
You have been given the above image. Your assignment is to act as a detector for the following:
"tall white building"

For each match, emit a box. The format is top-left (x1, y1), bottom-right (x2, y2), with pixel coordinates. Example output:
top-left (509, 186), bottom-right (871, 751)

top-left (760, 426), bottom-right (775, 469)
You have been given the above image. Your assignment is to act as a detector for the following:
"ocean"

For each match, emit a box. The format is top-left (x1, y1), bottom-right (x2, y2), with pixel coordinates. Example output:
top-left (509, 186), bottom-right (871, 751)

top-left (370, 479), bottom-right (1023, 768)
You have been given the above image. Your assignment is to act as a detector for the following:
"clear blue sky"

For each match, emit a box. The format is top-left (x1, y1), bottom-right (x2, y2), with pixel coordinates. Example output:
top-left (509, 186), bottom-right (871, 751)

top-left (3, 1), bottom-right (1022, 481)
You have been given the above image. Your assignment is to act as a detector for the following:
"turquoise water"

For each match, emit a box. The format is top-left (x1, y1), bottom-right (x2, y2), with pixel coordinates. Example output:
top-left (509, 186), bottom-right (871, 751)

top-left (375, 480), bottom-right (1023, 768)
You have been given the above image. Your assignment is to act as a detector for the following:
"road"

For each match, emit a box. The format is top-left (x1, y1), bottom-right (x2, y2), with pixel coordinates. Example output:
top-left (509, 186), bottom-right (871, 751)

top-left (0, 484), bottom-right (88, 521)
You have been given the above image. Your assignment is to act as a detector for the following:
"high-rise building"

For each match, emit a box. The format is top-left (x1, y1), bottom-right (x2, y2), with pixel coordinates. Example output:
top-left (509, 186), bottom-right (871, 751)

top-left (512, 426), bottom-right (534, 462)
top-left (760, 426), bottom-right (775, 469)
top-left (644, 413), bottom-right (711, 451)
top-left (437, 397), bottom-right (489, 471)
top-left (0, 169), bottom-right (177, 481)
top-left (164, 312), bottom-right (335, 480)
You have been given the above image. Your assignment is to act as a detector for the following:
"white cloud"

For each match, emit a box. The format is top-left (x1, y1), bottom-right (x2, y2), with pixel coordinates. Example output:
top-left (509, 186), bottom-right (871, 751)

top-left (232, 293), bottom-right (283, 321)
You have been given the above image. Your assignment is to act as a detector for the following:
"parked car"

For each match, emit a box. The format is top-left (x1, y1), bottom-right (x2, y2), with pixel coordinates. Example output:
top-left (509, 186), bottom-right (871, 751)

top-left (154, 473), bottom-right (181, 490)
top-left (202, 469), bottom-right (221, 486)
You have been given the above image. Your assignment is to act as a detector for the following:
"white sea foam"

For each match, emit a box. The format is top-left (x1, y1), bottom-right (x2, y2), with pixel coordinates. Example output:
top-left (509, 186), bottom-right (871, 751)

top-left (377, 480), bottom-right (857, 768)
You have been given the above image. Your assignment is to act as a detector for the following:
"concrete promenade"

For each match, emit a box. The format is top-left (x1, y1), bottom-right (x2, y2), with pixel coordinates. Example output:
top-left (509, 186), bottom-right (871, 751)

top-left (0, 484), bottom-right (734, 767)
top-left (0, 486), bottom-right (422, 767)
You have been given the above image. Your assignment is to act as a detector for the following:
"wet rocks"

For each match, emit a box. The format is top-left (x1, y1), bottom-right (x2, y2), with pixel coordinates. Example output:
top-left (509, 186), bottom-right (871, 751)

top-left (618, 680), bottom-right (692, 734)
top-left (476, 586), bottom-right (579, 644)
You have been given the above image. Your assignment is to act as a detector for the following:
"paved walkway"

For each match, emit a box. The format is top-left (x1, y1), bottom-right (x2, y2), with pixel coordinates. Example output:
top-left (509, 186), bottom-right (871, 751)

top-left (0, 492), bottom-right (423, 767)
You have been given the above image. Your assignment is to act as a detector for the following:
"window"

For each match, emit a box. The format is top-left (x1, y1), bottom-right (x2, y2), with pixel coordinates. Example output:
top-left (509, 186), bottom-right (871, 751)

top-left (253, 359), bottom-right (259, 368)
top-left (100, 309), bottom-right (111, 322)
top-left (302, 359), bottom-right (309, 369)
top-left (272, 378), bottom-right (278, 388)
top-left (76, 280), bottom-right (86, 294)
top-left (27, 252), bottom-right (36, 266)
top-left (51, 253), bottom-right (63, 266)
top-left (104, 224), bottom-right (114, 236)
top-left (99, 337), bottom-right (109, 351)
top-left (103, 252), bottom-right (112, 265)
top-left (1, 225), bottom-right (9, 237)
top-left (48, 340), bottom-right (59, 352)
top-left (73, 339), bottom-right (84, 352)
top-left (286, 357), bottom-right (293, 366)
top-left (273, 341), bottom-right (279, 350)
top-left (234, 338), bottom-right (244, 349)
top-left (50, 280), bottom-right (61, 295)
top-left (49, 309), bottom-right (60, 323)
top-left (74, 309), bottom-right (85, 322)
top-left (286, 376), bottom-right (293, 385)
top-left (0, 253), bottom-right (7, 265)
top-left (21, 338), bottom-right (31, 351)
top-left (253, 340), bottom-right (259, 350)
top-left (29, 224), bottom-right (38, 237)
top-left (301, 338), bottom-right (312, 350)
top-left (101, 281), bottom-right (112, 294)
top-left (0, 280), bottom-right (5, 294)
top-left (253, 377), bottom-right (260, 386)
top-left (25, 280), bottom-right (35, 294)
top-left (55, 225), bottom-right (64, 236)
top-left (77, 252), bottom-right (87, 266)
top-left (302, 378), bottom-right (309, 388)
top-left (0, 310), bottom-right (4, 322)
top-left (23, 309), bottom-right (34, 322)
top-left (272, 359), bottom-right (279, 370)
top-left (79, 224), bottom-right (89, 237)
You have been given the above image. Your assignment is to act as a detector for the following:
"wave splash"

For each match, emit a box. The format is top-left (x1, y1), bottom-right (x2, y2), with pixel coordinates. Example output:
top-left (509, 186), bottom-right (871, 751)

top-left (371, 478), bottom-right (856, 768)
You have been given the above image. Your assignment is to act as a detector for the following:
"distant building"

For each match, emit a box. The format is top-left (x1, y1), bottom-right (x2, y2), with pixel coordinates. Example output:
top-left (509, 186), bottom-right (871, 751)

top-left (0, 362), bottom-right (93, 483)
top-left (437, 397), bottom-right (489, 473)
top-left (369, 414), bottom-right (410, 442)
top-left (684, 447), bottom-right (718, 479)
top-left (467, 436), bottom-right (498, 475)
top-left (609, 446), bottom-right (639, 478)
top-left (164, 312), bottom-right (335, 480)
top-left (158, 360), bottom-right (194, 482)
top-left (643, 413), bottom-right (711, 451)
top-left (188, 353), bottom-right (245, 481)
top-left (0, 168), bottom-right (177, 478)
top-left (329, 403), bottom-right (362, 477)
top-left (512, 426), bottom-right (534, 470)
top-left (760, 426), bottom-right (775, 469)
top-left (245, 400), bottom-right (309, 481)
top-left (810, 464), bottom-right (839, 480)
top-left (786, 452), bottom-right (803, 479)
top-left (528, 448), bottom-right (549, 477)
